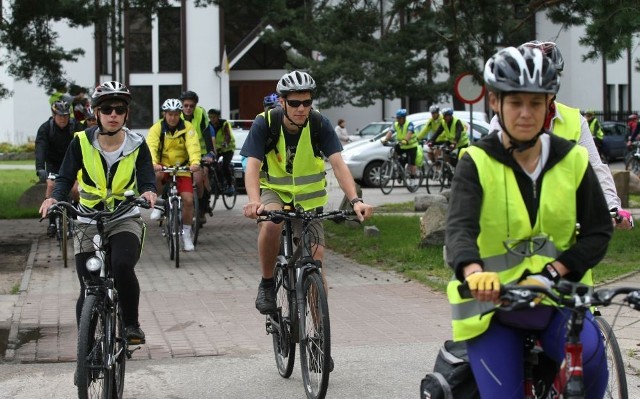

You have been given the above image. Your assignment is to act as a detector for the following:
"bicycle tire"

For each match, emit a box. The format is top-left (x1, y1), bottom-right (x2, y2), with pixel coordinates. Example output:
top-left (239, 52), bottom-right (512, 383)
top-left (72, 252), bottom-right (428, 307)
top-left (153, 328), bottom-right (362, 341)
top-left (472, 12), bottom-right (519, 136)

top-left (405, 164), bottom-right (422, 193)
top-left (625, 157), bottom-right (640, 177)
top-left (111, 301), bottom-right (126, 399)
top-left (595, 316), bottom-right (628, 399)
top-left (61, 210), bottom-right (69, 268)
top-left (441, 163), bottom-right (454, 191)
top-left (299, 271), bottom-right (331, 399)
top-left (425, 161), bottom-right (443, 194)
top-left (172, 197), bottom-right (180, 268)
top-left (379, 160), bottom-right (394, 195)
top-left (77, 294), bottom-right (107, 399)
top-left (167, 201), bottom-right (175, 261)
top-left (208, 171), bottom-right (219, 211)
top-left (222, 177), bottom-right (237, 210)
top-left (192, 190), bottom-right (200, 248)
top-left (272, 264), bottom-right (296, 378)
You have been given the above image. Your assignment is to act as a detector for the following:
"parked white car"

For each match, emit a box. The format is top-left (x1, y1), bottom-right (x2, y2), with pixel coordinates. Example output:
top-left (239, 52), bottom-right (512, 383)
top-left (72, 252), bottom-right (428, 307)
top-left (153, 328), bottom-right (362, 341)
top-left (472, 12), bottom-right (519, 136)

top-left (342, 113), bottom-right (491, 187)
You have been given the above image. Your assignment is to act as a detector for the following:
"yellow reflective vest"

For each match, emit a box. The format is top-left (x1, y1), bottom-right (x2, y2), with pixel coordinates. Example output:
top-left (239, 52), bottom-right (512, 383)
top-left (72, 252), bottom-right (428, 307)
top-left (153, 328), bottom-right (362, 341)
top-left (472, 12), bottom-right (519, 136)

top-left (552, 102), bottom-right (582, 142)
top-left (213, 120), bottom-right (236, 153)
top-left (76, 131), bottom-right (138, 210)
top-left (447, 143), bottom-right (589, 341)
top-left (259, 111), bottom-right (327, 210)
top-left (441, 117), bottom-right (469, 148)
top-left (394, 121), bottom-right (419, 149)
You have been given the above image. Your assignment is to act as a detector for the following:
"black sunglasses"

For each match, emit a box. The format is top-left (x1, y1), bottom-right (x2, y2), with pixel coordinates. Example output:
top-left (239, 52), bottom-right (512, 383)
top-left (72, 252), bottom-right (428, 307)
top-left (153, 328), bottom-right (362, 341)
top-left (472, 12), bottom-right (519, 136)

top-left (286, 99), bottom-right (313, 108)
top-left (100, 105), bottom-right (128, 115)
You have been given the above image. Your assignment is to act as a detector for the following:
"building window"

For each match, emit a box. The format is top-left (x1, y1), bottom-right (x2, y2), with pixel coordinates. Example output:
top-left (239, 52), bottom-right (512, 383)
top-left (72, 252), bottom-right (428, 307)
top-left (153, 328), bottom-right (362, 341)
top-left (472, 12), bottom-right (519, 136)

top-left (128, 85), bottom-right (153, 129)
top-left (158, 7), bottom-right (182, 72)
top-left (129, 9), bottom-right (153, 73)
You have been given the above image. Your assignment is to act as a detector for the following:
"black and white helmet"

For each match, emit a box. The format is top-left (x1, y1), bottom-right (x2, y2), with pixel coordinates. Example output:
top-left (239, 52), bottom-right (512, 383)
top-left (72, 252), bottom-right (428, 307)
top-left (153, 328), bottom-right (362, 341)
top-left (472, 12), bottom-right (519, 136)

top-left (276, 71), bottom-right (316, 96)
top-left (484, 46), bottom-right (560, 95)
top-left (521, 40), bottom-right (564, 72)
top-left (428, 105), bottom-right (440, 113)
top-left (51, 100), bottom-right (71, 116)
top-left (162, 98), bottom-right (183, 111)
top-left (91, 81), bottom-right (132, 107)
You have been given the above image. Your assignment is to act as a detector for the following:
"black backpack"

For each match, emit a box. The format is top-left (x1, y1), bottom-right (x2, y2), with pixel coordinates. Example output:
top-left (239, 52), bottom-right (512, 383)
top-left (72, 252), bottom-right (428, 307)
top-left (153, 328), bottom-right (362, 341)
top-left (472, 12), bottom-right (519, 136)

top-left (420, 340), bottom-right (479, 399)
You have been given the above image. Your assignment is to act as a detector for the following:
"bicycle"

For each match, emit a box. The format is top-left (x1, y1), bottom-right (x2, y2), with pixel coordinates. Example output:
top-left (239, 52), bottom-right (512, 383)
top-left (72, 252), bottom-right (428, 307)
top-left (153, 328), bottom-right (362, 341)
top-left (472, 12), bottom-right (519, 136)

top-left (47, 192), bottom-right (161, 399)
top-left (202, 155), bottom-right (237, 211)
top-left (379, 140), bottom-right (423, 194)
top-left (259, 206), bottom-right (358, 399)
top-left (624, 141), bottom-right (640, 177)
top-left (458, 280), bottom-right (639, 398)
top-left (424, 143), bottom-right (455, 194)
top-left (46, 172), bottom-right (73, 268)
top-left (159, 166), bottom-right (195, 267)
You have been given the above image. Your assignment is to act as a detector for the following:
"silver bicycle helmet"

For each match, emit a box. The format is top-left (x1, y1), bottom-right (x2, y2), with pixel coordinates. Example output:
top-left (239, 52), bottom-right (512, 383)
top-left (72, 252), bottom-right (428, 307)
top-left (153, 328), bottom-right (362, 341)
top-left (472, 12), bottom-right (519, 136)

top-left (428, 105), bottom-right (440, 113)
top-left (521, 40), bottom-right (564, 72)
top-left (51, 100), bottom-right (71, 116)
top-left (91, 81), bottom-right (132, 107)
top-left (162, 98), bottom-right (183, 111)
top-left (276, 71), bottom-right (316, 96)
top-left (484, 46), bottom-right (560, 95)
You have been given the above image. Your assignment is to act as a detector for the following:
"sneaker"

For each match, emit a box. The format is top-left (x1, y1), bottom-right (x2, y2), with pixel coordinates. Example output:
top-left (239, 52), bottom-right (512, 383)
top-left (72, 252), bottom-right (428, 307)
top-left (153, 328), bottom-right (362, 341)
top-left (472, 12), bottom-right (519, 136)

top-left (150, 208), bottom-right (162, 221)
top-left (255, 281), bottom-right (276, 314)
top-left (125, 325), bottom-right (146, 345)
top-left (47, 224), bottom-right (56, 238)
top-left (182, 231), bottom-right (195, 251)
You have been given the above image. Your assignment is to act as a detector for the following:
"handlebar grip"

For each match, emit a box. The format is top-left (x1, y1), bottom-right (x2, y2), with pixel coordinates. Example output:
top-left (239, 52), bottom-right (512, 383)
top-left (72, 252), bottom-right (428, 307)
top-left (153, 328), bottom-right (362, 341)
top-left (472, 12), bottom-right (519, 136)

top-left (155, 198), bottom-right (165, 207)
top-left (458, 282), bottom-right (473, 299)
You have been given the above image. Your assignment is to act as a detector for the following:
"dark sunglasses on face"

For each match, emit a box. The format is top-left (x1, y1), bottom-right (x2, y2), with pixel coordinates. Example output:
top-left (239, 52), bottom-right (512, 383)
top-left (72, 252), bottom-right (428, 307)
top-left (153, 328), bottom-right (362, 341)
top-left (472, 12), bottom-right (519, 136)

top-left (286, 99), bottom-right (313, 108)
top-left (100, 105), bottom-right (128, 115)
top-left (182, 104), bottom-right (195, 109)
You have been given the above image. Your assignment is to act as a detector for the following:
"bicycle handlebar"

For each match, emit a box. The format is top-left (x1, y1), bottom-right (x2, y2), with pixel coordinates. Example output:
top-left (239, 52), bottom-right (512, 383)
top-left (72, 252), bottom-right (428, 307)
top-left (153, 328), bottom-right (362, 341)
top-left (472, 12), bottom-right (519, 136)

top-left (457, 280), bottom-right (640, 312)
top-left (161, 166), bottom-right (191, 174)
top-left (47, 191), bottom-right (164, 220)
top-left (257, 208), bottom-right (359, 225)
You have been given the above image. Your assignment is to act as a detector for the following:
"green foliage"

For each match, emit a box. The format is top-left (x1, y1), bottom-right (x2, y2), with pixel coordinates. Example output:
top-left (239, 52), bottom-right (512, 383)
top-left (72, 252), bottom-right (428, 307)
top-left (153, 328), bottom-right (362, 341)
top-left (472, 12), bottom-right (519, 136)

top-left (0, 142), bottom-right (35, 153)
top-left (0, 170), bottom-right (39, 219)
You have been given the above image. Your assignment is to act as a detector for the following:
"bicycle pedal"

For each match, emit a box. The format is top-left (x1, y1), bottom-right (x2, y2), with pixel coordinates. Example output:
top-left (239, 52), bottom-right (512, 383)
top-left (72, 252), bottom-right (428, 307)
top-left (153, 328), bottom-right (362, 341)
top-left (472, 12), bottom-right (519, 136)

top-left (126, 346), bottom-right (141, 359)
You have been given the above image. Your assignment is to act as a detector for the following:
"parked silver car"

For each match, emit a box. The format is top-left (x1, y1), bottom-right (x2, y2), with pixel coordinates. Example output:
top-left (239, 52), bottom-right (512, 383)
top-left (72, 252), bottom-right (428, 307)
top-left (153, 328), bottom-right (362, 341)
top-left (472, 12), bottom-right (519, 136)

top-left (348, 121), bottom-right (393, 143)
top-left (342, 115), bottom-right (490, 187)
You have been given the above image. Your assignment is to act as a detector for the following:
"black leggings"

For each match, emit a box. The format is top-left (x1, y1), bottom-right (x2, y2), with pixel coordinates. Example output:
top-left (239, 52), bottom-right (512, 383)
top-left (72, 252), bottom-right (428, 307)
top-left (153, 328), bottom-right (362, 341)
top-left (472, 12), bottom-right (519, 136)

top-left (75, 231), bottom-right (141, 327)
top-left (220, 151), bottom-right (234, 186)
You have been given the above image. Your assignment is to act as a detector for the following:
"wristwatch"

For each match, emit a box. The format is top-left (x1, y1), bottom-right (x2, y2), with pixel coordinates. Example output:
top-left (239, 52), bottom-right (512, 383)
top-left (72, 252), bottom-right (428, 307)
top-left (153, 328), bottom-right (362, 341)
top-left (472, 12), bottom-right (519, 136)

top-left (350, 197), bottom-right (364, 207)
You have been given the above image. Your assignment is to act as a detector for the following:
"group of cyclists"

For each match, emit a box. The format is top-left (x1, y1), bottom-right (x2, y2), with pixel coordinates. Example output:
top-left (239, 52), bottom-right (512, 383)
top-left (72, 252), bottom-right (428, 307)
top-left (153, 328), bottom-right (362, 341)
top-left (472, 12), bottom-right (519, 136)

top-left (33, 38), bottom-right (635, 398)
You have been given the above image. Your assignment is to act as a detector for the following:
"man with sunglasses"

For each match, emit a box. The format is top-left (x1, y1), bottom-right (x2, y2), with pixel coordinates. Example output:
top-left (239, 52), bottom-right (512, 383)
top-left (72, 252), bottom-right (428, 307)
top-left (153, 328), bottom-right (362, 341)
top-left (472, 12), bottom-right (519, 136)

top-left (241, 71), bottom-right (374, 323)
top-left (38, 81), bottom-right (157, 349)
top-left (35, 100), bottom-right (82, 237)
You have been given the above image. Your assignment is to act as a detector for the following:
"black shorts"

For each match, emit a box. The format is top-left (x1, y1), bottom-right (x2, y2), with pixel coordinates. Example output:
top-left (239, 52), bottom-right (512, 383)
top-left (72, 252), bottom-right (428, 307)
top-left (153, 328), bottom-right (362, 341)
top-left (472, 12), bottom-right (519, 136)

top-left (398, 146), bottom-right (417, 166)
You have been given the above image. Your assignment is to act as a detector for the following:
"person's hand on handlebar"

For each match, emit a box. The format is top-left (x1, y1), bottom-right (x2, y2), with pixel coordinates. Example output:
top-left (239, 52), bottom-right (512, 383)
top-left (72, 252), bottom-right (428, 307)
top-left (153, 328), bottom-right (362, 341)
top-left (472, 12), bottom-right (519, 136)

top-left (352, 200), bottom-right (374, 222)
top-left (614, 208), bottom-right (634, 230)
top-left (517, 274), bottom-right (553, 304)
top-left (243, 201), bottom-right (265, 219)
top-left (39, 197), bottom-right (58, 218)
top-left (463, 264), bottom-right (500, 303)
top-left (189, 164), bottom-right (200, 173)
top-left (153, 163), bottom-right (164, 172)
top-left (139, 191), bottom-right (157, 209)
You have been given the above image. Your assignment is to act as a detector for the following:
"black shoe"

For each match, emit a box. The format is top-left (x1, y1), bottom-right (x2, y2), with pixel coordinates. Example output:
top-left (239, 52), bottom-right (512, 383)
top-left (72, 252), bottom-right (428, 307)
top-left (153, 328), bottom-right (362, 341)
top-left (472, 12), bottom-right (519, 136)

top-left (47, 224), bottom-right (56, 238)
top-left (255, 282), bottom-right (276, 314)
top-left (73, 368), bottom-right (78, 386)
top-left (125, 325), bottom-right (146, 345)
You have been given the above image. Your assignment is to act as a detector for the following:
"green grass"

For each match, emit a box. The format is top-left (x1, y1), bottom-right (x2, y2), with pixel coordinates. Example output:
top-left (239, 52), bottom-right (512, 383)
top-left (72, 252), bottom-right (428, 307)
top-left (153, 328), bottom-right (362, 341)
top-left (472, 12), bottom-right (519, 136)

top-left (0, 159), bottom-right (33, 165)
top-left (0, 170), bottom-right (40, 219)
top-left (10, 283), bottom-right (20, 295)
top-left (325, 214), bottom-right (640, 293)
top-left (375, 201), bottom-right (415, 213)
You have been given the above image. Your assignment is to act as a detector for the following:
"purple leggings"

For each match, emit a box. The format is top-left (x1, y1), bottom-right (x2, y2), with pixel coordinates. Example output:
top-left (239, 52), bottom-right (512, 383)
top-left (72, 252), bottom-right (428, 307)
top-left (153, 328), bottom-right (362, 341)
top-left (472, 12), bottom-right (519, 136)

top-left (466, 308), bottom-right (607, 399)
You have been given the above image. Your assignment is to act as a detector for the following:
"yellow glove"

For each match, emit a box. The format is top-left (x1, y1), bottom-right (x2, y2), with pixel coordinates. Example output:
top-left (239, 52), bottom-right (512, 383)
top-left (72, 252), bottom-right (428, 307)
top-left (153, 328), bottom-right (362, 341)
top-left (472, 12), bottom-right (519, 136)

top-left (465, 271), bottom-right (500, 292)
top-left (400, 139), bottom-right (408, 145)
top-left (517, 274), bottom-right (552, 304)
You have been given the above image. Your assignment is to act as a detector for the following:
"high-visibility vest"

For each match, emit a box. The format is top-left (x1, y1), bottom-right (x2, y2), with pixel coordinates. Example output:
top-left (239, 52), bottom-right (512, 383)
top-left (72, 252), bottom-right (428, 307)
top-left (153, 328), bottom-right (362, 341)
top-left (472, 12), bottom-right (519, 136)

top-left (394, 121), bottom-right (418, 149)
top-left (552, 103), bottom-right (582, 142)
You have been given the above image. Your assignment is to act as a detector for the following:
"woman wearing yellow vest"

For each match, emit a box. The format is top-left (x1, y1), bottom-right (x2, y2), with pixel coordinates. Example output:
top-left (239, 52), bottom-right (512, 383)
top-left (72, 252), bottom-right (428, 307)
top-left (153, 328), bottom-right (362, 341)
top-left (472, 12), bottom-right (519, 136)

top-left (446, 47), bottom-right (612, 398)
top-left (241, 71), bottom-right (374, 324)
top-left (38, 81), bottom-right (157, 346)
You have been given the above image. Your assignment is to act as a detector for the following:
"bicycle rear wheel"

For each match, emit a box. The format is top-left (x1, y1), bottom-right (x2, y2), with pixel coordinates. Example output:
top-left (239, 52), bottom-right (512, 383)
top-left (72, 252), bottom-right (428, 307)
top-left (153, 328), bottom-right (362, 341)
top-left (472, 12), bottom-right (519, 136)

top-left (77, 294), bottom-right (107, 399)
top-left (595, 316), bottom-right (628, 399)
top-left (425, 161), bottom-right (443, 194)
top-left (379, 161), bottom-right (395, 195)
top-left (172, 198), bottom-right (180, 268)
top-left (299, 271), bottom-right (331, 399)
top-left (271, 263), bottom-right (296, 378)
top-left (192, 190), bottom-right (200, 248)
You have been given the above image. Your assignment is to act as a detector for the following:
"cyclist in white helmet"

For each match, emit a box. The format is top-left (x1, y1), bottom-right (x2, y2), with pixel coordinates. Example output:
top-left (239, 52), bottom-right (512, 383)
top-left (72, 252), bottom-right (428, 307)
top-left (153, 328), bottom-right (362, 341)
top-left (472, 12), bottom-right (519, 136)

top-left (146, 98), bottom-right (201, 251)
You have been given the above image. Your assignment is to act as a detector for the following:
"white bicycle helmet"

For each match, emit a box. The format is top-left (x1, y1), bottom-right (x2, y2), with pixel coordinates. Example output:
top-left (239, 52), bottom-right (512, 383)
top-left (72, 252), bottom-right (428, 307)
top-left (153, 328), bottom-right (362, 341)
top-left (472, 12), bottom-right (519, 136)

top-left (484, 46), bottom-right (560, 95)
top-left (428, 105), bottom-right (440, 113)
top-left (162, 98), bottom-right (183, 111)
top-left (91, 81), bottom-right (132, 107)
top-left (276, 71), bottom-right (316, 96)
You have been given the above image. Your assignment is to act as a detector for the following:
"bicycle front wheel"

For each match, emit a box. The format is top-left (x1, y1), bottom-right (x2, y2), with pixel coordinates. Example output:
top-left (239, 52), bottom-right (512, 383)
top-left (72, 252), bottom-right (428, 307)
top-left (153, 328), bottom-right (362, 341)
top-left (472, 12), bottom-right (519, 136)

top-left (405, 164), bottom-right (423, 193)
top-left (595, 316), bottom-right (628, 399)
top-left (379, 161), bottom-right (395, 195)
top-left (61, 210), bottom-right (69, 268)
top-left (272, 264), bottom-right (296, 378)
top-left (172, 198), bottom-right (180, 268)
top-left (441, 163), bottom-right (454, 191)
top-left (299, 271), bottom-right (331, 399)
top-left (111, 302), bottom-right (126, 399)
top-left (222, 180), bottom-right (237, 210)
top-left (425, 161), bottom-right (443, 194)
top-left (77, 295), bottom-right (107, 399)
top-left (625, 157), bottom-right (640, 177)
top-left (192, 190), bottom-right (200, 248)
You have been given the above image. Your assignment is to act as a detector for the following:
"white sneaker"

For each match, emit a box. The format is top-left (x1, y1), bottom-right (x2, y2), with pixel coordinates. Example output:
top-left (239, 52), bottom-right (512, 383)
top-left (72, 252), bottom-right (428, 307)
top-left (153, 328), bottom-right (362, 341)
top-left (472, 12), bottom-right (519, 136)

top-left (150, 208), bottom-right (162, 221)
top-left (182, 231), bottom-right (195, 251)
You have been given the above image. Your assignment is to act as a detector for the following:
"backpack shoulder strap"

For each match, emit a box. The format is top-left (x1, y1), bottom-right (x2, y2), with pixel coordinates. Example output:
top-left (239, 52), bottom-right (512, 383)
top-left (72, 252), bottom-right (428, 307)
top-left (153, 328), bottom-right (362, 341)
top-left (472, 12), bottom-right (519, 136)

top-left (264, 108), bottom-right (283, 155)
